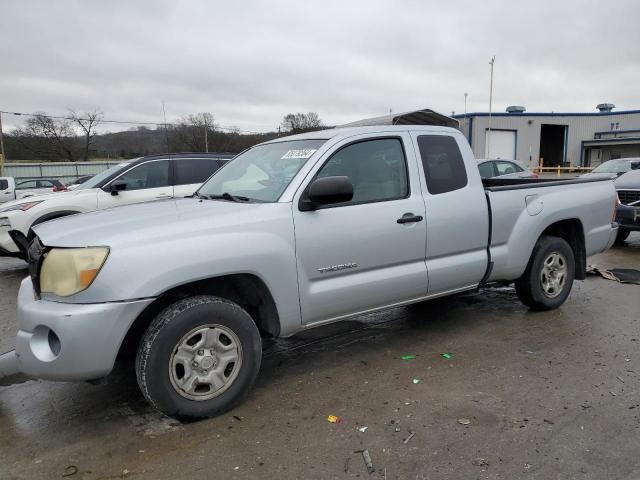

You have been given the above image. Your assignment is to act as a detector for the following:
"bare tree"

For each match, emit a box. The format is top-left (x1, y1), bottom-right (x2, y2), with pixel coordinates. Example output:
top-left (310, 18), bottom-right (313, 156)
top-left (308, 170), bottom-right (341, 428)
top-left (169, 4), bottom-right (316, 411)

top-left (70, 109), bottom-right (103, 160)
top-left (281, 112), bottom-right (323, 133)
top-left (169, 112), bottom-right (217, 152)
top-left (13, 113), bottom-right (78, 161)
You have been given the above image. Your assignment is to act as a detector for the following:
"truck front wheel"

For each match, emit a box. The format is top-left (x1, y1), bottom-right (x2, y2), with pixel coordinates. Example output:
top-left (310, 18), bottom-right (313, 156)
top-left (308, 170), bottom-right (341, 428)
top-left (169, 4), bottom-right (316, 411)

top-left (135, 295), bottom-right (262, 419)
top-left (515, 235), bottom-right (575, 311)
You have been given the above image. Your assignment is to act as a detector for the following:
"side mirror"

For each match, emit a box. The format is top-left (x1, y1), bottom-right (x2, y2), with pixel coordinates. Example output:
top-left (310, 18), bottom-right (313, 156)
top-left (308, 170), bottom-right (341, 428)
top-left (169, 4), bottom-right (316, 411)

top-left (301, 176), bottom-right (353, 210)
top-left (109, 180), bottom-right (127, 196)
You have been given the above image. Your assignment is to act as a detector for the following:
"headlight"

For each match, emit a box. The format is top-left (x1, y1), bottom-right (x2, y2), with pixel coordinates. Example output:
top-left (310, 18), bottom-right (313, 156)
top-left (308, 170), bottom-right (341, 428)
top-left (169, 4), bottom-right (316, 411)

top-left (0, 201), bottom-right (43, 213)
top-left (40, 247), bottom-right (109, 297)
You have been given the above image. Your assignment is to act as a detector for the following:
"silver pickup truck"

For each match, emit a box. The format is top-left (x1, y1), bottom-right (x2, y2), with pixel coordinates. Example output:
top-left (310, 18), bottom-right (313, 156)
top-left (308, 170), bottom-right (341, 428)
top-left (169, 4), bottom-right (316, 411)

top-left (0, 125), bottom-right (618, 419)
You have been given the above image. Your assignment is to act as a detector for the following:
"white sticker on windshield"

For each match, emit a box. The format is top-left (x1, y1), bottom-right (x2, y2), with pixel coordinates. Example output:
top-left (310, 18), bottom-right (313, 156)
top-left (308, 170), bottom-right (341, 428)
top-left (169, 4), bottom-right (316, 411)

top-left (281, 149), bottom-right (317, 159)
top-left (117, 162), bottom-right (131, 167)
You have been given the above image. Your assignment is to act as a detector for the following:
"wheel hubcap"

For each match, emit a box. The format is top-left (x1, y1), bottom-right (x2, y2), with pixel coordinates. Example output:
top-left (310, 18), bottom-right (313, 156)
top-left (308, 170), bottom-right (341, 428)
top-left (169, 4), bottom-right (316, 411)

top-left (169, 324), bottom-right (242, 401)
top-left (540, 251), bottom-right (567, 298)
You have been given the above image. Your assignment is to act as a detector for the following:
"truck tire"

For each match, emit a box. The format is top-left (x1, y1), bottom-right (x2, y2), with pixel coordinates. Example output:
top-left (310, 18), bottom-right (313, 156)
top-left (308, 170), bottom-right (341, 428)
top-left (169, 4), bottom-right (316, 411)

top-left (615, 228), bottom-right (630, 244)
top-left (515, 235), bottom-right (575, 311)
top-left (136, 295), bottom-right (262, 419)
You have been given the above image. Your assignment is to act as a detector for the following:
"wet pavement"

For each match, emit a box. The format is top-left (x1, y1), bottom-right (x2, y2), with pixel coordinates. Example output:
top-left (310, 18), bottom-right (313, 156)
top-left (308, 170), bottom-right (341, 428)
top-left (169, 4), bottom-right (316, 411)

top-left (1, 236), bottom-right (639, 479)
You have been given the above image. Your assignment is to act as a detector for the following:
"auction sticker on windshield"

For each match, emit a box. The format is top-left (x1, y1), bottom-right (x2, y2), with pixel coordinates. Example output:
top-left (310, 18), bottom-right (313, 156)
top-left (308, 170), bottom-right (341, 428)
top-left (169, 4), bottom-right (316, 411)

top-left (281, 149), bottom-right (317, 159)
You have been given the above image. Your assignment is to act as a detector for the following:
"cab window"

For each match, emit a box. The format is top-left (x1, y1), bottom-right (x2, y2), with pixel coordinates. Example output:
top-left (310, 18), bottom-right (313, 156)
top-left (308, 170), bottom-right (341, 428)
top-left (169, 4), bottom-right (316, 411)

top-left (315, 138), bottom-right (408, 204)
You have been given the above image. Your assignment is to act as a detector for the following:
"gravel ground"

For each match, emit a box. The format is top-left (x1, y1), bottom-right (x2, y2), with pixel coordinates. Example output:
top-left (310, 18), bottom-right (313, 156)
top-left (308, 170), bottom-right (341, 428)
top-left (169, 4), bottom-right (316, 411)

top-left (0, 235), bottom-right (639, 479)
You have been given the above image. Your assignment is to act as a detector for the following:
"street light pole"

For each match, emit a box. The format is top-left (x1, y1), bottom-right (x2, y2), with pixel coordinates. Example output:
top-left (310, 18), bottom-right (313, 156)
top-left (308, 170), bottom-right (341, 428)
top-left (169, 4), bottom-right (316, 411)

top-left (463, 92), bottom-right (468, 135)
top-left (487, 56), bottom-right (495, 159)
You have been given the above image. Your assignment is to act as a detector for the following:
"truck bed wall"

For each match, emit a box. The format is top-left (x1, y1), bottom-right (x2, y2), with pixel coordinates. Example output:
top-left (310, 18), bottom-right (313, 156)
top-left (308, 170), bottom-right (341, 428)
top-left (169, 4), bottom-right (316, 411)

top-left (487, 180), bottom-right (616, 282)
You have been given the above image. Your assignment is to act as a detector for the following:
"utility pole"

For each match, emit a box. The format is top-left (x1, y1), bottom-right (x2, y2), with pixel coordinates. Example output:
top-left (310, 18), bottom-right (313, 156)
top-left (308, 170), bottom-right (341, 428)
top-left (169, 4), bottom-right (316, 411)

top-left (487, 56), bottom-right (495, 159)
top-left (0, 111), bottom-right (5, 175)
top-left (161, 100), bottom-right (170, 153)
top-left (204, 119), bottom-right (209, 152)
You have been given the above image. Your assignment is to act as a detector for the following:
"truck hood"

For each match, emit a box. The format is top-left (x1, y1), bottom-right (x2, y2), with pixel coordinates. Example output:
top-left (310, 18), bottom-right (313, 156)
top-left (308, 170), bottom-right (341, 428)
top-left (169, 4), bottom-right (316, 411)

top-left (33, 198), bottom-right (286, 248)
top-left (615, 170), bottom-right (640, 189)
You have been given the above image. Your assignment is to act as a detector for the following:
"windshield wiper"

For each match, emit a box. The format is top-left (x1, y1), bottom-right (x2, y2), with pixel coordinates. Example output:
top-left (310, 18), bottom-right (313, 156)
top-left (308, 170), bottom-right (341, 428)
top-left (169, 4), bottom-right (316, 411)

top-left (207, 192), bottom-right (251, 202)
top-left (191, 191), bottom-right (206, 199)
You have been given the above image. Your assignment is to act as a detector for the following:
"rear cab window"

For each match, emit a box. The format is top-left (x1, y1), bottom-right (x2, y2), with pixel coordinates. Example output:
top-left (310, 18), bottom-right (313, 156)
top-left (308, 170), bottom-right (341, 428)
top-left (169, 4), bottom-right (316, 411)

top-left (416, 135), bottom-right (468, 194)
top-left (0, 179), bottom-right (8, 190)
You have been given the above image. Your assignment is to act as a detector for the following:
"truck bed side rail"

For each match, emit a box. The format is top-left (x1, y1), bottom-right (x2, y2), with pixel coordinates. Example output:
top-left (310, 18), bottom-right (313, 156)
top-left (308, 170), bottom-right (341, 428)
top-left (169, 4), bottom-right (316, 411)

top-left (483, 176), bottom-right (613, 192)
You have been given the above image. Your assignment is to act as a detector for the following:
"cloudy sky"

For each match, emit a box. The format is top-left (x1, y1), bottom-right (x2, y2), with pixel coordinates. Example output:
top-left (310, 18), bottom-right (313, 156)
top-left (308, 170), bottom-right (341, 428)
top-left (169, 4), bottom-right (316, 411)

top-left (1, 0), bottom-right (639, 132)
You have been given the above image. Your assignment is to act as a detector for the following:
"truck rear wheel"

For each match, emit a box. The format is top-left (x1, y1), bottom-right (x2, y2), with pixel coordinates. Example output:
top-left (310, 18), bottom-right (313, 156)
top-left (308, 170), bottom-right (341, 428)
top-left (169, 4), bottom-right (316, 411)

top-left (515, 235), bottom-right (575, 311)
top-left (135, 295), bottom-right (262, 419)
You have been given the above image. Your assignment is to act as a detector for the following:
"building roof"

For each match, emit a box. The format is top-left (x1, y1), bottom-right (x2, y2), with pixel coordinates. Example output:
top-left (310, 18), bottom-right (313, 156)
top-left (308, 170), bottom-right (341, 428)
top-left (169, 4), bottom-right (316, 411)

top-left (454, 109), bottom-right (640, 119)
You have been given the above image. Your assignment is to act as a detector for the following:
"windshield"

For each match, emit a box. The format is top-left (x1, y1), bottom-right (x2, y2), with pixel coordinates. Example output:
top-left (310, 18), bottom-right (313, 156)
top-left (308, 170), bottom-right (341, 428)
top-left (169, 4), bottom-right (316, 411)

top-left (592, 159), bottom-right (633, 174)
top-left (198, 139), bottom-right (327, 202)
top-left (76, 162), bottom-right (133, 190)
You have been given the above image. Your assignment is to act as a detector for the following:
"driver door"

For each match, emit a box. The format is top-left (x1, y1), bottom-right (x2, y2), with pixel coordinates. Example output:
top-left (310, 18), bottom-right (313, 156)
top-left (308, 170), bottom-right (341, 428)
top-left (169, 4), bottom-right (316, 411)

top-left (97, 159), bottom-right (173, 209)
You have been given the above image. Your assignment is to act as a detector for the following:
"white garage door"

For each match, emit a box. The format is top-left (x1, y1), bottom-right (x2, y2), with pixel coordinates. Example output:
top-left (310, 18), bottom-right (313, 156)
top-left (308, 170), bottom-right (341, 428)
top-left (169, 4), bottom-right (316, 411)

top-left (485, 130), bottom-right (516, 160)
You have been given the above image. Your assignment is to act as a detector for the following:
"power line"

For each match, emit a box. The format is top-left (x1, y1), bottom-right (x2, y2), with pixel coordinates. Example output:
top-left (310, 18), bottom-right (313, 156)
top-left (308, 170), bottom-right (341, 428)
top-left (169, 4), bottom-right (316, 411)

top-left (0, 110), bottom-right (267, 135)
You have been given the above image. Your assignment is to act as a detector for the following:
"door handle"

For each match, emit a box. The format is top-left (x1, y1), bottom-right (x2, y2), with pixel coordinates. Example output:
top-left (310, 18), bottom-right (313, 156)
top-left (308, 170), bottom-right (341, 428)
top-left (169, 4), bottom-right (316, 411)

top-left (155, 194), bottom-right (171, 199)
top-left (397, 213), bottom-right (424, 224)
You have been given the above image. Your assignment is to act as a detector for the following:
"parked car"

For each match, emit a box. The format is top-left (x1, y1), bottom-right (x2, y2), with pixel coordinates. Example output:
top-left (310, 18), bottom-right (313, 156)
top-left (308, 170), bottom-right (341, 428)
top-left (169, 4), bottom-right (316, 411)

top-left (582, 158), bottom-right (640, 178)
top-left (0, 177), bottom-right (16, 204)
top-left (613, 169), bottom-right (640, 243)
top-left (0, 125), bottom-right (618, 419)
top-left (67, 174), bottom-right (94, 190)
top-left (477, 159), bottom-right (537, 179)
top-left (0, 153), bottom-right (229, 259)
top-left (0, 177), bottom-right (68, 203)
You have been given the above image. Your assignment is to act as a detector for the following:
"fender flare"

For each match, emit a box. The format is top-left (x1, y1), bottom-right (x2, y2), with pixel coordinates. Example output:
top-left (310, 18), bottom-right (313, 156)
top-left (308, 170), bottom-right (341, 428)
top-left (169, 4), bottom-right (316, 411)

top-left (28, 210), bottom-right (82, 239)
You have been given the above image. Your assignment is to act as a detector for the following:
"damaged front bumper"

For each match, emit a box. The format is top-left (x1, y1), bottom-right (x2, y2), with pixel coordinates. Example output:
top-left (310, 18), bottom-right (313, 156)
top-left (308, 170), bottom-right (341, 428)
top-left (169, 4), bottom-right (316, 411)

top-left (0, 278), bottom-right (154, 386)
top-left (0, 350), bottom-right (30, 386)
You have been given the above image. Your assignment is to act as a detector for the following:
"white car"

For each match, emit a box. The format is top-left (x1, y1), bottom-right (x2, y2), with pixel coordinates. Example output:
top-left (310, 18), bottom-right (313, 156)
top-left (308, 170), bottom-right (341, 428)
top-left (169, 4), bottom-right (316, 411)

top-left (0, 153), bottom-right (229, 259)
top-left (477, 159), bottom-right (538, 179)
top-left (0, 177), bottom-right (68, 203)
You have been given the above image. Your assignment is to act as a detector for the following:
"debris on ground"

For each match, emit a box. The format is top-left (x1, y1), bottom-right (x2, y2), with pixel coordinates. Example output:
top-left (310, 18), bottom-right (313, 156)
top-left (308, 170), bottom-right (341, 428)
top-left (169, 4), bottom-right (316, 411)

top-left (358, 426), bottom-right (368, 433)
top-left (586, 266), bottom-right (640, 285)
top-left (232, 415), bottom-right (243, 421)
top-left (441, 352), bottom-right (453, 359)
top-left (543, 418), bottom-right (555, 425)
top-left (401, 355), bottom-right (416, 361)
top-left (327, 414), bottom-right (342, 423)
top-left (403, 431), bottom-right (416, 444)
top-left (457, 417), bottom-right (471, 425)
top-left (472, 458), bottom-right (490, 467)
top-left (62, 465), bottom-right (78, 477)
top-left (412, 378), bottom-right (421, 384)
top-left (616, 375), bottom-right (625, 383)
top-left (361, 449), bottom-right (375, 475)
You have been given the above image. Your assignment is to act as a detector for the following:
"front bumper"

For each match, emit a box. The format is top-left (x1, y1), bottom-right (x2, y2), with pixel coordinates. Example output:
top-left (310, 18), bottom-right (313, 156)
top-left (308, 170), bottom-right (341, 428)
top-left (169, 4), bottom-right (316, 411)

top-left (616, 205), bottom-right (640, 231)
top-left (0, 225), bottom-right (21, 256)
top-left (0, 278), bottom-right (154, 385)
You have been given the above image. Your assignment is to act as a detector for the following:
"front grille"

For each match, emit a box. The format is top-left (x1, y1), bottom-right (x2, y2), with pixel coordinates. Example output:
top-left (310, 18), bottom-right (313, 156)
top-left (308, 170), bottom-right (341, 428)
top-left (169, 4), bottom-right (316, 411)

top-left (27, 237), bottom-right (46, 296)
top-left (617, 190), bottom-right (640, 206)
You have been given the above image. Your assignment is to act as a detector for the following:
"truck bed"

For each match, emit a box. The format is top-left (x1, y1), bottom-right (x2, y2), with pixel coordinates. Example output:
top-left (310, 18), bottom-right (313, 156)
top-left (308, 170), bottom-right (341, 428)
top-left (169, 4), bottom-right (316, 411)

top-left (482, 175), bottom-right (617, 284)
